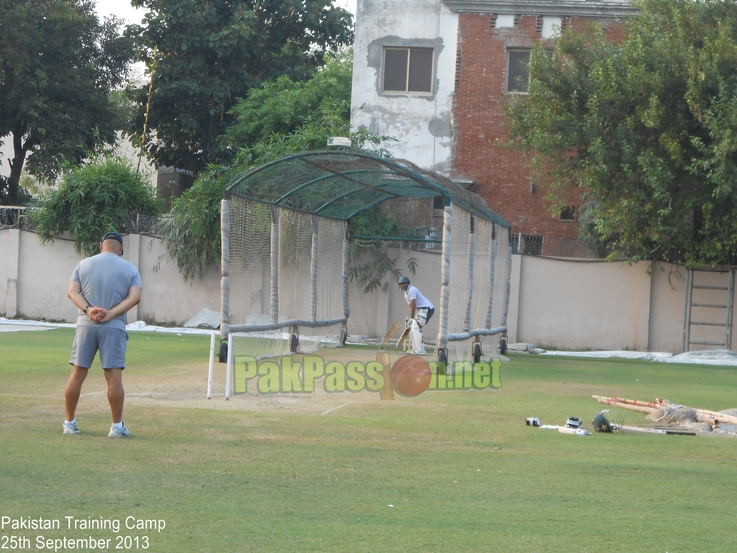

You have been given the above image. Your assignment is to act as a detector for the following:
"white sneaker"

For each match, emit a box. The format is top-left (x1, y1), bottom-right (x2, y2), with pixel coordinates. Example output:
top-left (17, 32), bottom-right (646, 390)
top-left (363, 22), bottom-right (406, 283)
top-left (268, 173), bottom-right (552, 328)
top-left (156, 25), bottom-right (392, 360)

top-left (63, 421), bottom-right (80, 434)
top-left (409, 350), bottom-right (427, 356)
top-left (108, 422), bottom-right (130, 438)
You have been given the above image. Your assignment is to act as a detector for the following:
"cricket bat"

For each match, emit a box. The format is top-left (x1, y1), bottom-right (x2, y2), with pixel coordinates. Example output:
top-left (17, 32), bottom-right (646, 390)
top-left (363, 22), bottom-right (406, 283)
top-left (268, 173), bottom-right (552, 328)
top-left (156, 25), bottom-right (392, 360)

top-left (396, 318), bottom-right (411, 349)
top-left (380, 319), bottom-right (402, 351)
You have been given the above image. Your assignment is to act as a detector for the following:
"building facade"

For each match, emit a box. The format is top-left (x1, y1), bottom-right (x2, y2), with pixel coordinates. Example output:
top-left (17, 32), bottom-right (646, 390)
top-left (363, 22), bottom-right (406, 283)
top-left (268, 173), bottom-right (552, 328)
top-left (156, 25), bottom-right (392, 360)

top-left (350, 0), bottom-right (636, 255)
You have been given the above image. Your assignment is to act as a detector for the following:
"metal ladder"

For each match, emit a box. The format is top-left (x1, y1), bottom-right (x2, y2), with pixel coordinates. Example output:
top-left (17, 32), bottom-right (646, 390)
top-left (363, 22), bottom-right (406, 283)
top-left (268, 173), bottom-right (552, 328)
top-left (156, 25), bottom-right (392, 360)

top-left (683, 268), bottom-right (735, 352)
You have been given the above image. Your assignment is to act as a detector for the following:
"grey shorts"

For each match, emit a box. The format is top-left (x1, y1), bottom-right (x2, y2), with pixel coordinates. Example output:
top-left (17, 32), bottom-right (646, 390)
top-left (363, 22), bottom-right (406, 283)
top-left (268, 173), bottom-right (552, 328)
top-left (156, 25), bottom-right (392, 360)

top-left (69, 326), bottom-right (129, 370)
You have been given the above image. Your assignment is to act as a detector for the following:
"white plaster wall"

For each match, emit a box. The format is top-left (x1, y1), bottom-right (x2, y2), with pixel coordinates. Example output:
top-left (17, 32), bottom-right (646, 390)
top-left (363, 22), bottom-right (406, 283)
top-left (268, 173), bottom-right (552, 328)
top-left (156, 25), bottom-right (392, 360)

top-left (132, 234), bottom-right (221, 325)
top-left (506, 253), bottom-right (521, 343)
top-left (3, 230), bottom-right (219, 325)
top-left (3, 229), bottom-right (718, 354)
top-left (648, 263), bottom-right (688, 354)
top-left (351, 0), bottom-right (458, 174)
top-left (514, 256), bottom-right (653, 350)
top-left (16, 232), bottom-right (83, 321)
top-left (0, 230), bottom-right (16, 316)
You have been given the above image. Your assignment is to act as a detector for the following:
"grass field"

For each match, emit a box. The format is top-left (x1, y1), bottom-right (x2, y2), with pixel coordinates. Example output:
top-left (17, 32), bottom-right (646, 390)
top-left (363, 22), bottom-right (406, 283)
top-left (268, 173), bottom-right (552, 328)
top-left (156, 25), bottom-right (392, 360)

top-left (1, 328), bottom-right (736, 552)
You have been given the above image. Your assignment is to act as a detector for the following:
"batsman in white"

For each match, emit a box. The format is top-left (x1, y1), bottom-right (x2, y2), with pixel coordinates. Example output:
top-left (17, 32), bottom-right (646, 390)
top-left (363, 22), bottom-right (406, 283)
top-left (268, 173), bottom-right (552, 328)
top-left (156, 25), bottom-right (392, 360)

top-left (398, 276), bottom-right (435, 356)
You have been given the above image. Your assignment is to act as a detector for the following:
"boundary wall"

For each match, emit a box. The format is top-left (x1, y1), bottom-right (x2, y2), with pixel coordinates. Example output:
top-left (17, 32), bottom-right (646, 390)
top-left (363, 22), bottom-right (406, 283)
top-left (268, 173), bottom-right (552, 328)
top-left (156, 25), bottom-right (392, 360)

top-left (0, 230), bottom-right (220, 326)
top-left (0, 229), bottom-right (712, 353)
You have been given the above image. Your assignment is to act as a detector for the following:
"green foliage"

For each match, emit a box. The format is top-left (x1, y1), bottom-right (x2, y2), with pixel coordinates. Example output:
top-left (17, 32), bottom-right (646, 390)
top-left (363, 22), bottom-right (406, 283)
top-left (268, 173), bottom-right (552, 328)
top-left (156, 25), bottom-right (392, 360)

top-left (504, 0), bottom-right (737, 266)
top-left (348, 208), bottom-right (427, 293)
top-left (160, 50), bottom-right (401, 282)
top-left (127, 0), bottom-right (353, 174)
top-left (157, 170), bottom-right (224, 280)
top-left (0, 0), bottom-right (134, 205)
top-left (31, 157), bottom-right (160, 256)
top-left (221, 49), bottom-right (353, 148)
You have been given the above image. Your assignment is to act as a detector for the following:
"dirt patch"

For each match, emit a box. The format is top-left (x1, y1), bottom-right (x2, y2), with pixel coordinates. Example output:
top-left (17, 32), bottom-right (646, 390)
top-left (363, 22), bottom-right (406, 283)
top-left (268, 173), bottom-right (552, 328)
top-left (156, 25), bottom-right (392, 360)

top-left (122, 346), bottom-right (411, 415)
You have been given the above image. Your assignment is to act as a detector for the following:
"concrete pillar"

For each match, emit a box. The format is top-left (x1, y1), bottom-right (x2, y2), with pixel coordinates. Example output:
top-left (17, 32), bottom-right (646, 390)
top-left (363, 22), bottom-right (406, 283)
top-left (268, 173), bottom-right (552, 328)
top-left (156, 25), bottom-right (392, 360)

top-left (506, 254), bottom-right (522, 344)
top-left (634, 262), bottom-right (652, 351)
top-left (5, 229), bottom-right (20, 317)
top-left (123, 234), bottom-right (140, 323)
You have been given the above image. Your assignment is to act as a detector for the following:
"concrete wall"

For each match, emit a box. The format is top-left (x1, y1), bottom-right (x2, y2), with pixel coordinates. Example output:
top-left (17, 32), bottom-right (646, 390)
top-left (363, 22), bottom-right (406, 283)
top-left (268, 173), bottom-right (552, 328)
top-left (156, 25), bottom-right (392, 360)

top-left (507, 256), bottom-right (653, 350)
top-left (0, 230), bottom-right (220, 325)
top-left (351, 0), bottom-right (458, 174)
top-left (0, 230), bottom-right (436, 334)
top-left (648, 263), bottom-right (688, 354)
top-left (4, 228), bottom-right (731, 354)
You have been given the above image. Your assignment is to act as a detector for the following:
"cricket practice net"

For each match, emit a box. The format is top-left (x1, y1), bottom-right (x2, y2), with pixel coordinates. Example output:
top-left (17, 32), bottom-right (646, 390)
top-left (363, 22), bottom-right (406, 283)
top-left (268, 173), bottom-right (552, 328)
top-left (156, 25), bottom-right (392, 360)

top-left (222, 197), bottom-right (349, 362)
top-left (437, 205), bottom-right (512, 362)
top-left (213, 151), bottom-right (513, 397)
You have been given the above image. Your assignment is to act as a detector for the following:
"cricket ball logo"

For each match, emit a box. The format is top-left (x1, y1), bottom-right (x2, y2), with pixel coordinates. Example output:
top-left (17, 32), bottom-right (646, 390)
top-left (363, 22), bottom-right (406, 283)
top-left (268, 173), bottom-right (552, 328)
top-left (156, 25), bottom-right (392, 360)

top-left (389, 355), bottom-right (433, 397)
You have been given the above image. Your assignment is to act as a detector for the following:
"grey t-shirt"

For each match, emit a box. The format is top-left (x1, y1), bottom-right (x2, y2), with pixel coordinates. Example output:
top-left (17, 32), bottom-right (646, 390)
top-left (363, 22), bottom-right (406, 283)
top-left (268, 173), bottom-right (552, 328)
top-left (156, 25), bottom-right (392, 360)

top-left (71, 252), bottom-right (142, 330)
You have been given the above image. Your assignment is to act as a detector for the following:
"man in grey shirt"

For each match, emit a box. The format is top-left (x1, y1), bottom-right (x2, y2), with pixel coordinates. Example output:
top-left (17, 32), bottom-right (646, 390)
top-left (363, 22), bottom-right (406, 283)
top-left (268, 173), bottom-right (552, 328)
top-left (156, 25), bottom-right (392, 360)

top-left (64, 231), bottom-right (142, 437)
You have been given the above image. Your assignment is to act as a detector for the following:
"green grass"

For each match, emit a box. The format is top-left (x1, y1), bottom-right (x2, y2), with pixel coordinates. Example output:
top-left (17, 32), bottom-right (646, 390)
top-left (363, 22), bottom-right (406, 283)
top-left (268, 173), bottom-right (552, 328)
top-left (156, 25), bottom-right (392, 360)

top-left (1, 329), bottom-right (736, 552)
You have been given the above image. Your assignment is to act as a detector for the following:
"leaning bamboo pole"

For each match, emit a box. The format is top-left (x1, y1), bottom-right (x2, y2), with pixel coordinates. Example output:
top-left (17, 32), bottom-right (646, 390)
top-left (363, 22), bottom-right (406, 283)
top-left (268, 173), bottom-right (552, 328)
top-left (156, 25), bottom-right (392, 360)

top-left (593, 396), bottom-right (656, 415)
top-left (606, 397), bottom-right (664, 409)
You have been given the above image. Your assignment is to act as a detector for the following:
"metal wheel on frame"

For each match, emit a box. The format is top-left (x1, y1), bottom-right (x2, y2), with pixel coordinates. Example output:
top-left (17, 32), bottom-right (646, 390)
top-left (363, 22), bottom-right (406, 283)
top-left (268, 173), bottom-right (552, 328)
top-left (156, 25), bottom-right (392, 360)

top-left (437, 348), bottom-right (448, 376)
top-left (289, 325), bottom-right (299, 353)
top-left (218, 341), bottom-right (228, 363)
top-left (472, 341), bottom-right (482, 363)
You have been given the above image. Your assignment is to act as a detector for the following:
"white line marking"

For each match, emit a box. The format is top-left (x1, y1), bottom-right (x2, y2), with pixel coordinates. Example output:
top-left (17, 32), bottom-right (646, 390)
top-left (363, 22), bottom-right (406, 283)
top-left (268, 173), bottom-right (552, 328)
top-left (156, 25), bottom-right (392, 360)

top-left (321, 401), bottom-right (355, 416)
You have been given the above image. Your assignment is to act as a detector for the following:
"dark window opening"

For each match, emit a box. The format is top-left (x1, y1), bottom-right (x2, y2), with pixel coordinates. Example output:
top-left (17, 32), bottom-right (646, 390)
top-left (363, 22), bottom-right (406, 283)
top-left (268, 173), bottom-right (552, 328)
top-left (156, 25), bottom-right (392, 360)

top-left (560, 206), bottom-right (577, 221)
top-left (506, 49), bottom-right (552, 93)
top-left (506, 49), bottom-right (531, 93)
top-left (383, 47), bottom-right (434, 93)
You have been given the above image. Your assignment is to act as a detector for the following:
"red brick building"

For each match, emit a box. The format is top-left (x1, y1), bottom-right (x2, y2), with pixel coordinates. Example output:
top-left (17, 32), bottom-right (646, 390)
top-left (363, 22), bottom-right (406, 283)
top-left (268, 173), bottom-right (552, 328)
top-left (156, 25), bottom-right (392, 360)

top-left (351, 0), bottom-right (636, 255)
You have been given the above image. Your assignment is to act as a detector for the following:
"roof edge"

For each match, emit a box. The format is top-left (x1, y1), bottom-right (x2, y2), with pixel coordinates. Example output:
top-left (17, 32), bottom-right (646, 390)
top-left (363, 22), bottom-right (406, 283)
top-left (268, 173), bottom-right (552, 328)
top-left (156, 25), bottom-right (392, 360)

top-left (444, 0), bottom-right (639, 17)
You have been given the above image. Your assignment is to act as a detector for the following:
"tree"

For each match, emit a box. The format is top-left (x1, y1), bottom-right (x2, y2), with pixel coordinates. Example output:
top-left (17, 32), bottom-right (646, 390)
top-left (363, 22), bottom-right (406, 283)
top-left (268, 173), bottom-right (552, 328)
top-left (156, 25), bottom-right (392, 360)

top-left (127, 0), bottom-right (353, 175)
top-left (504, 0), bottom-right (737, 266)
top-left (158, 50), bottom-right (396, 281)
top-left (32, 157), bottom-right (160, 256)
top-left (0, 0), bottom-right (134, 205)
top-left (220, 48), bottom-right (353, 148)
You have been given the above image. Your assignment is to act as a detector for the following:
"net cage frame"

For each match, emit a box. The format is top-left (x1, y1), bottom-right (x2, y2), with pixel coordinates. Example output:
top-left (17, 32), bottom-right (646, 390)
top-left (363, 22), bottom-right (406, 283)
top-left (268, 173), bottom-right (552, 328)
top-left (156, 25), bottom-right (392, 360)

top-left (217, 150), bottom-right (512, 397)
top-left (222, 197), bottom-right (350, 337)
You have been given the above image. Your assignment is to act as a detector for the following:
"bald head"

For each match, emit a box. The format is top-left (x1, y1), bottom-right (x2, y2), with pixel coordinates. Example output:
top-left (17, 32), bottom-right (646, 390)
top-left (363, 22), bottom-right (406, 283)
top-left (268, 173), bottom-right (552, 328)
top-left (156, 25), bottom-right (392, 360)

top-left (100, 237), bottom-right (123, 256)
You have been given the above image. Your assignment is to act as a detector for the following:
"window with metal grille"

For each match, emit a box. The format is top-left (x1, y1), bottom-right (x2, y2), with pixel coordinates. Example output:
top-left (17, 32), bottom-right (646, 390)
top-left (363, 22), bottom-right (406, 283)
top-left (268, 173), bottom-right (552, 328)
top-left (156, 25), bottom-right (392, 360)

top-left (511, 233), bottom-right (544, 255)
top-left (383, 47), bottom-right (434, 94)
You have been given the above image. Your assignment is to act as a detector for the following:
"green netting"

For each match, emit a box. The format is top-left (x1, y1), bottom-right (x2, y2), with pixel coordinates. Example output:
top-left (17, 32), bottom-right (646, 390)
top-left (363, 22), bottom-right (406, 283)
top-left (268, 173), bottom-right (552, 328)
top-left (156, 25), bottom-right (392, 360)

top-left (225, 150), bottom-right (510, 227)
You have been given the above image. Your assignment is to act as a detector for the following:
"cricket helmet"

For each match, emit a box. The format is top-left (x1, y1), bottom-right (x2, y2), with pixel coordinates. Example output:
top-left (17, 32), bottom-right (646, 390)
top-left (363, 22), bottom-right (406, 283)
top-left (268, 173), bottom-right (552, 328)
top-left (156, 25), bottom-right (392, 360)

top-left (398, 276), bottom-right (410, 285)
top-left (592, 411), bottom-right (614, 433)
